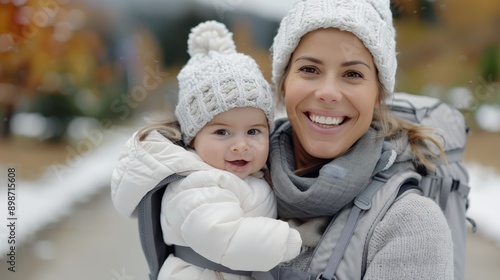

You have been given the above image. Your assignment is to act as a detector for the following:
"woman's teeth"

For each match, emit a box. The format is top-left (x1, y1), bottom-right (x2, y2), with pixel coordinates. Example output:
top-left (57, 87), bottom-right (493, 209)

top-left (309, 114), bottom-right (344, 125)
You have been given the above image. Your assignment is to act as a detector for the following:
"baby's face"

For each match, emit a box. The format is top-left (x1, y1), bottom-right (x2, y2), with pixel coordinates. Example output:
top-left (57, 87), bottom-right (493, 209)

top-left (192, 107), bottom-right (269, 179)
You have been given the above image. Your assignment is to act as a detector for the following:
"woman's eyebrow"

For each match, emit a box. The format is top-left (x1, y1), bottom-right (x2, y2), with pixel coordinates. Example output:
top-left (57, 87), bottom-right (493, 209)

top-left (294, 56), bottom-right (323, 65)
top-left (341, 60), bottom-right (371, 69)
top-left (294, 56), bottom-right (371, 70)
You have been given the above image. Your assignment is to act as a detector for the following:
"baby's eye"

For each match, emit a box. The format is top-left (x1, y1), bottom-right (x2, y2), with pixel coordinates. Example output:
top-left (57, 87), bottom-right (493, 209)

top-left (299, 66), bottom-right (318, 74)
top-left (247, 129), bottom-right (260, 135)
top-left (215, 129), bottom-right (229, 136)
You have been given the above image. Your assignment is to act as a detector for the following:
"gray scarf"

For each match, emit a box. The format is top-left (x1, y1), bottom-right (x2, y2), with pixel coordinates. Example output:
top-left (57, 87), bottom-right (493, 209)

top-left (269, 120), bottom-right (396, 219)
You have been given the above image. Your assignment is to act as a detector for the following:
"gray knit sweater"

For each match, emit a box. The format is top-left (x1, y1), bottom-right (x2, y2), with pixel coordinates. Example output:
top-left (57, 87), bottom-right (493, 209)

top-left (269, 119), bottom-right (454, 279)
top-left (279, 193), bottom-right (454, 279)
top-left (364, 193), bottom-right (454, 279)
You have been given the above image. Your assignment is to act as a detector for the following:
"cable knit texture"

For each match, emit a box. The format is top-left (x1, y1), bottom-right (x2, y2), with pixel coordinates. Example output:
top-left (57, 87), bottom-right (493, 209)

top-left (175, 21), bottom-right (274, 144)
top-left (365, 193), bottom-right (454, 279)
top-left (271, 0), bottom-right (397, 99)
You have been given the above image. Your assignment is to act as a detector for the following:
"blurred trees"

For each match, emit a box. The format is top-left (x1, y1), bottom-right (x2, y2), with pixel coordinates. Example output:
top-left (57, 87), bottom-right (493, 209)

top-left (481, 44), bottom-right (500, 83)
top-left (0, 1), bottom-right (127, 141)
top-left (392, 0), bottom-right (438, 24)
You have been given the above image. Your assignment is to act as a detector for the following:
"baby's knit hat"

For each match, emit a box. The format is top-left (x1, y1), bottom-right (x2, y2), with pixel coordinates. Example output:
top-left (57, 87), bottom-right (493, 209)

top-left (271, 0), bottom-right (397, 97)
top-left (175, 21), bottom-right (274, 144)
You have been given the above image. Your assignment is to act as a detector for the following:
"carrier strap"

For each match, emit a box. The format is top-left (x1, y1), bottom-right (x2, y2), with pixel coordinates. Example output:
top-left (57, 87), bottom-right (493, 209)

top-left (139, 173), bottom-right (254, 278)
top-left (445, 149), bottom-right (464, 164)
top-left (420, 176), bottom-right (470, 211)
top-left (175, 246), bottom-right (253, 276)
top-left (252, 266), bottom-right (318, 280)
top-left (453, 180), bottom-right (470, 198)
top-left (319, 173), bottom-right (390, 280)
top-left (138, 173), bottom-right (186, 280)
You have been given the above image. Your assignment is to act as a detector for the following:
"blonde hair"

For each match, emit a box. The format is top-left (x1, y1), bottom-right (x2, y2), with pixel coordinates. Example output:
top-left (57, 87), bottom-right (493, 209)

top-left (277, 73), bottom-right (446, 171)
top-left (135, 113), bottom-right (183, 146)
top-left (373, 82), bottom-right (446, 171)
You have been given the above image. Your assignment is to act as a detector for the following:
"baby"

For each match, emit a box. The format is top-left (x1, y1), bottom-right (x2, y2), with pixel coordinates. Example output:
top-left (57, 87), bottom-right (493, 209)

top-left (111, 21), bottom-right (302, 280)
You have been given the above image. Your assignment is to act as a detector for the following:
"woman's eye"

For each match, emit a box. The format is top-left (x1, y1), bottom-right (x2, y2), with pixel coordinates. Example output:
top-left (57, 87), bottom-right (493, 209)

top-left (299, 66), bottom-right (317, 74)
top-left (345, 71), bottom-right (363, 78)
top-left (247, 129), bottom-right (260, 135)
top-left (215, 129), bottom-right (229, 136)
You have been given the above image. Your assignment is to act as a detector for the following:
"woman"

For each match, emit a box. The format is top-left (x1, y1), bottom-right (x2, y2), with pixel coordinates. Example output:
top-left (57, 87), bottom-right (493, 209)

top-left (266, 0), bottom-right (454, 279)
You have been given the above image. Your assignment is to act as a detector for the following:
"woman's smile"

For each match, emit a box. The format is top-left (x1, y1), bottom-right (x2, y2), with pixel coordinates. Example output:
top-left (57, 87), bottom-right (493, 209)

top-left (307, 112), bottom-right (348, 127)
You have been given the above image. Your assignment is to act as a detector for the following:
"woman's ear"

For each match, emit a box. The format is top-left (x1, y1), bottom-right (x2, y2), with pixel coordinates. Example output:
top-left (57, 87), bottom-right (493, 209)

top-left (280, 79), bottom-right (286, 97)
top-left (374, 97), bottom-right (380, 109)
top-left (374, 83), bottom-right (384, 109)
top-left (279, 67), bottom-right (289, 98)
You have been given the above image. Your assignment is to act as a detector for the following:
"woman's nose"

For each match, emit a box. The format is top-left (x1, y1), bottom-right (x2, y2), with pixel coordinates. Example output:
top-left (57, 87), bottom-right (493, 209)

top-left (314, 78), bottom-right (342, 102)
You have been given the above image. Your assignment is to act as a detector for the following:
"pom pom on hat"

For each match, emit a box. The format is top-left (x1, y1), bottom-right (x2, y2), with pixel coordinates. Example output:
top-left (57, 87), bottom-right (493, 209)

top-left (187, 21), bottom-right (236, 56)
top-left (175, 21), bottom-right (274, 145)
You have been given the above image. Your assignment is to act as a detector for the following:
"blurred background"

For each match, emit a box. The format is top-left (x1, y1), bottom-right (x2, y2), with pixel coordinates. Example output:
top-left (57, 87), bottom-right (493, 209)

top-left (0, 0), bottom-right (499, 279)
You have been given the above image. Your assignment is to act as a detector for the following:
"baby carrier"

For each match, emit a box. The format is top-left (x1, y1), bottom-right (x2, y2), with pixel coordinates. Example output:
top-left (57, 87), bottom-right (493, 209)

top-left (137, 174), bottom-right (252, 280)
top-left (137, 93), bottom-right (473, 280)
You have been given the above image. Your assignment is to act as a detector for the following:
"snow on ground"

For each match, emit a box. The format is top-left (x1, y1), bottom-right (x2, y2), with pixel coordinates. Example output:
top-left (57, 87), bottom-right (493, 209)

top-left (466, 163), bottom-right (500, 244)
top-left (0, 125), bottom-right (138, 256)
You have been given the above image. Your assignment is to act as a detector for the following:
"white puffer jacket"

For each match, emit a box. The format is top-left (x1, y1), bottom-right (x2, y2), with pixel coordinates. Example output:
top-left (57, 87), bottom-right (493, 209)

top-left (111, 130), bottom-right (302, 280)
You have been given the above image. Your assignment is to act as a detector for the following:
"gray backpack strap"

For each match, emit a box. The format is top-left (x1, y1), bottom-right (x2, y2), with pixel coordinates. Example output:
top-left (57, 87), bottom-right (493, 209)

top-left (420, 175), bottom-right (470, 212)
top-left (138, 174), bottom-right (255, 279)
top-left (175, 246), bottom-right (253, 276)
top-left (137, 173), bottom-right (185, 280)
top-left (318, 173), bottom-right (390, 280)
top-left (252, 266), bottom-right (318, 280)
top-left (253, 168), bottom-right (418, 280)
top-left (420, 175), bottom-right (453, 211)
top-left (419, 147), bottom-right (471, 212)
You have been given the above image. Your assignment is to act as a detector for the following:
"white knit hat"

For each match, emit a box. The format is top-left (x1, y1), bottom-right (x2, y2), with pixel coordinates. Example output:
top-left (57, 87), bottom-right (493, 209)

top-left (271, 0), bottom-right (397, 99)
top-left (175, 21), bottom-right (274, 144)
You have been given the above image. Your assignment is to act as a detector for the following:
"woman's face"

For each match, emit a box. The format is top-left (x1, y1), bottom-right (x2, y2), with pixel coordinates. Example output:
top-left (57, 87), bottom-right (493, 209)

top-left (282, 28), bottom-right (379, 159)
